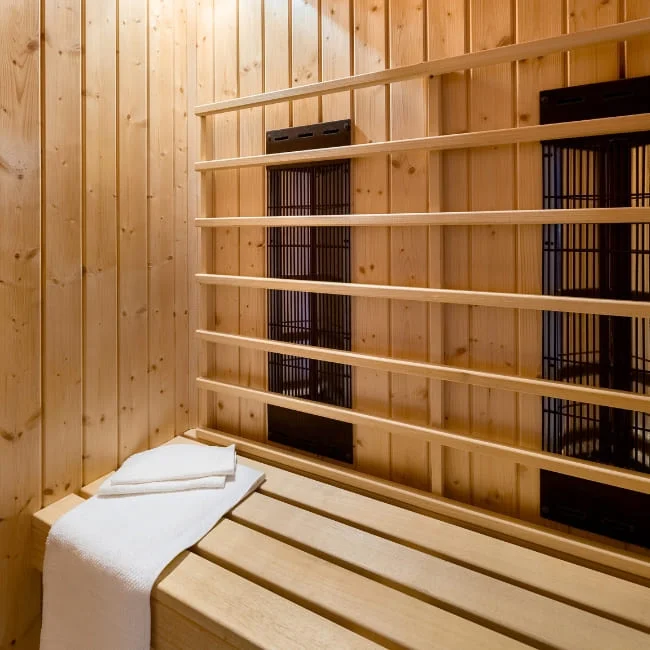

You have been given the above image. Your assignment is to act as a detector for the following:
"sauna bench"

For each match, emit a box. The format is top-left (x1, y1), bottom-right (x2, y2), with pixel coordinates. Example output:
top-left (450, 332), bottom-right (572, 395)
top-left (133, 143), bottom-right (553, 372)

top-left (32, 437), bottom-right (650, 650)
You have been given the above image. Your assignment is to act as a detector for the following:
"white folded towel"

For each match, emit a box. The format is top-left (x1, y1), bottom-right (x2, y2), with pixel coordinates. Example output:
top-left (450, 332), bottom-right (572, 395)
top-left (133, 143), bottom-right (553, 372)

top-left (40, 451), bottom-right (265, 650)
top-left (109, 443), bottom-right (236, 485)
top-left (97, 474), bottom-right (227, 497)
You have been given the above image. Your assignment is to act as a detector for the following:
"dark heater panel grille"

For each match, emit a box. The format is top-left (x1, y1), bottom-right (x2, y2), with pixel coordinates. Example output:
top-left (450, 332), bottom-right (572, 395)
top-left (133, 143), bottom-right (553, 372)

top-left (267, 166), bottom-right (352, 405)
top-left (541, 120), bottom-right (650, 546)
top-left (266, 148), bottom-right (353, 463)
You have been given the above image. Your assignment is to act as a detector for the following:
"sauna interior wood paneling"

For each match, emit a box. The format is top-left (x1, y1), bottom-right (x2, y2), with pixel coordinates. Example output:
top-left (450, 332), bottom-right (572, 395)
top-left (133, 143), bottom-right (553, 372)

top-left (3, 1), bottom-right (650, 647)
top-left (191, 0), bottom-right (650, 551)
top-left (0, 0), bottom-right (189, 645)
top-left (1, 2), bottom-right (41, 647)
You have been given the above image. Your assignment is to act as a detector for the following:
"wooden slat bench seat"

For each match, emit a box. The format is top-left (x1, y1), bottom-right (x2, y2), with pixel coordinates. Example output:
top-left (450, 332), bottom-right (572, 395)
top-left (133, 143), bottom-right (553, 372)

top-left (32, 494), bottom-right (379, 650)
top-left (32, 437), bottom-right (650, 650)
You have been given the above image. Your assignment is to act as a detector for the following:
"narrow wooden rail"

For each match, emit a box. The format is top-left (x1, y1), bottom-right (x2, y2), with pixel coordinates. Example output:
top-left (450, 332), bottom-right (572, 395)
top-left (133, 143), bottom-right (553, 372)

top-left (196, 378), bottom-right (650, 496)
top-left (195, 114), bottom-right (650, 171)
top-left (195, 207), bottom-right (650, 228)
top-left (195, 329), bottom-right (650, 414)
top-left (194, 428), bottom-right (650, 583)
top-left (195, 273), bottom-right (650, 318)
top-left (194, 18), bottom-right (650, 116)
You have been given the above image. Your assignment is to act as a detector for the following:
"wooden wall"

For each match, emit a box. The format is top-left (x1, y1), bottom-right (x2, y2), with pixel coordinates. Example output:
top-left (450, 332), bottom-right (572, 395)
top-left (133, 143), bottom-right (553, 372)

top-left (2, 1), bottom-right (650, 646)
top-left (193, 0), bottom-right (650, 530)
top-left (1, 2), bottom-right (41, 647)
top-left (0, 0), bottom-right (189, 645)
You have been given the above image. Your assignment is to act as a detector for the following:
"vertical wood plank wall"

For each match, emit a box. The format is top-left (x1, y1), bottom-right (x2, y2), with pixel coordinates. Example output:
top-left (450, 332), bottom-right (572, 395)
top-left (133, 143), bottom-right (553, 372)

top-left (212, 0), bottom-right (241, 436)
top-left (192, 0), bottom-right (650, 540)
top-left (0, 1), bottom-right (189, 645)
top-left (42, 0), bottom-right (83, 507)
top-left (437, 0), bottom-right (472, 504)
top-left (469, 0), bottom-right (518, 516)
top-left (238, 0), bottom-right (266, 442)
top-left (3, 2), bottom-right (650, 644)
top-left (84, 0), bottom-right (118, 483)
top-left (0, 2), bottom-right (41, 647)
top-left (352, 0), bottom-right (392, 478)
top-left (388, 0), bottom-right (430, 491)
top-left (516, 0), bottom-right (565, 525)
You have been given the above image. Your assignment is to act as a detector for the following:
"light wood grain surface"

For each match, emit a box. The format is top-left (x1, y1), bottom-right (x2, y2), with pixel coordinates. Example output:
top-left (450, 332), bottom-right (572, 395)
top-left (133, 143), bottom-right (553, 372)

top-left (0, 2), bottom-right (41, 646)
top-left (196, 380), bottom-right (650, 495)
top-left (1, 2), bottom-right (191, 643)
top-left (191, 2), bottom-right (650, 551)
top-left (194, 17), bottom-right (650, 115)
top-left (31, 436), bottom-right (650, 649)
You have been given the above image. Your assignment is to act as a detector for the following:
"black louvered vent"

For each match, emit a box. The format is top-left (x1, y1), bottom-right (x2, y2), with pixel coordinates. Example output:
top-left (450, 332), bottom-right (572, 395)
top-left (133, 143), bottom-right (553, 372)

top-left (266, 120), bottom-right (353, 463)
top-left (540, 77), bottom-right (650, 547)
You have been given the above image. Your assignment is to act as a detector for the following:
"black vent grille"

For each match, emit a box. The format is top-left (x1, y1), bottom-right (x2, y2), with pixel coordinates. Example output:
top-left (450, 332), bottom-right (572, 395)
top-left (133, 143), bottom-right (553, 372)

top-left (266, 121), bottom-right (353, 463)
top-left (541, 78), bottom-right (650, 547)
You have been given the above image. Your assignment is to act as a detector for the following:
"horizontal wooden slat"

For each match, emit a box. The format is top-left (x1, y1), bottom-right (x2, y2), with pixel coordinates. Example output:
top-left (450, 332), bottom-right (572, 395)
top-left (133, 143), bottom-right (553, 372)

top-left (196, 273), bottom-right (650, 318)
top-left (195, 113), bottom-right (650, 170)
top-left (157, 553), bottom-right (379, 650)
top-left (195, 329), bottom-right (650, 413)
top-left (190, 430), bottom-right (650, 623)
top-left (194, 18), bottom-right (650, 115)
top-left (195, 378), bottom-right (650, 495)
top-left (231, 492), bottom-right (650, 646)
top-left (32, 495), bottom-right (380, 649)
top-left (195, 519), bottom-right (529, 650)
top-left (195, 207), bottom-right (650, 227)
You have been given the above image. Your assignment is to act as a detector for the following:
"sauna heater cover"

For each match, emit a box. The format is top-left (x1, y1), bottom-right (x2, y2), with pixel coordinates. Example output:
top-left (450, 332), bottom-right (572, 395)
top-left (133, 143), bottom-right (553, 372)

top-left (541, 76), bottom-right (650, 547)
top-left (266, 120), bottom-right (353, 463)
